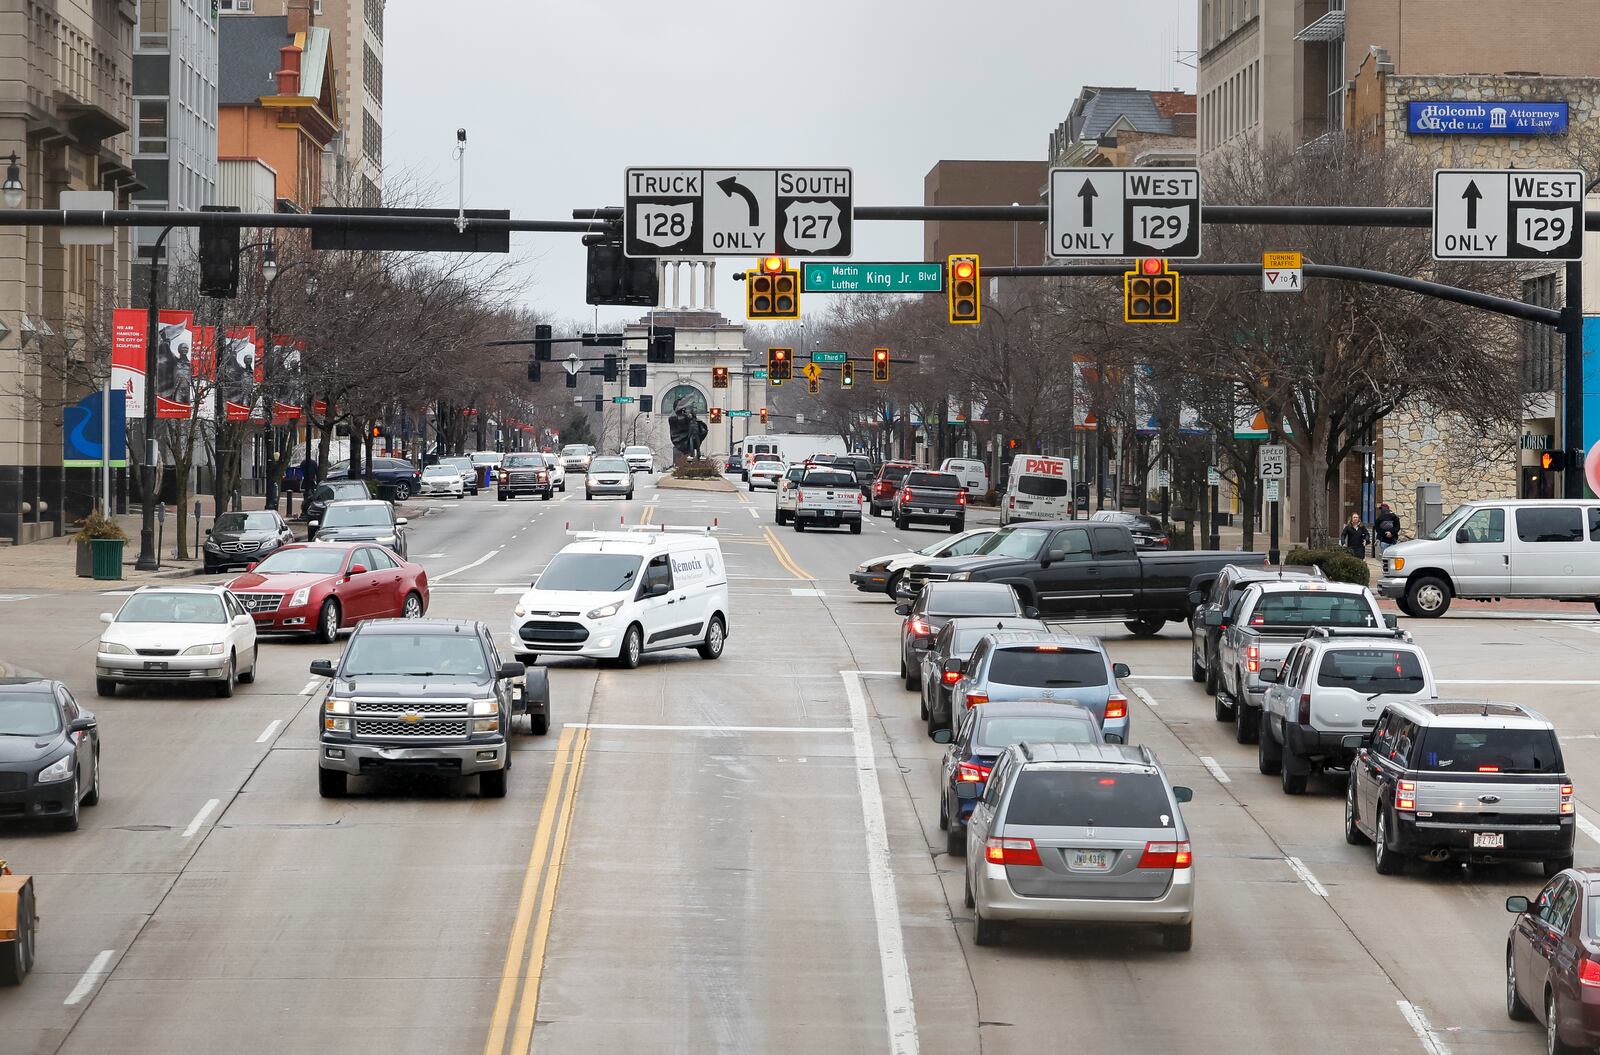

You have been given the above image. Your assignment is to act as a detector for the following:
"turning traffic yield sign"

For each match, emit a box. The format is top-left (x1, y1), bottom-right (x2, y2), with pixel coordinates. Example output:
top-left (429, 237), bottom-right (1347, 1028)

top-left (1432, 169), bottom-right (1584, 260)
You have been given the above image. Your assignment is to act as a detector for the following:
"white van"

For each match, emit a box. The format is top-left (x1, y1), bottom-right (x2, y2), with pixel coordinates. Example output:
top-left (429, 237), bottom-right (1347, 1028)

top-left (1378, 498), bottom-right (1600, 617)
top-left (1000, 455), bottom-right (1072, 525)
top-left (940, 457), bottom-right (989, 497)
top-left (508, 527), bottom-right (729, 667)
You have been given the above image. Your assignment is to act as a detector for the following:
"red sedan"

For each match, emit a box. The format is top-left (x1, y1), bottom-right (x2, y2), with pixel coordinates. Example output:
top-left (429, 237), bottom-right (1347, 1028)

top-left (1506, 867), bottom-right (1600, 1052)
top-left (226, 542), bottom-right (429, 642)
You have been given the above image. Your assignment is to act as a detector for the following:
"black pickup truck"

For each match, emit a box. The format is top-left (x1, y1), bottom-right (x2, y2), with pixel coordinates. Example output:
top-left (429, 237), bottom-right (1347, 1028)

top-left (892, 470), bottom-right (967, 532)
top-left (900, 521), bottom-right (1265, 635)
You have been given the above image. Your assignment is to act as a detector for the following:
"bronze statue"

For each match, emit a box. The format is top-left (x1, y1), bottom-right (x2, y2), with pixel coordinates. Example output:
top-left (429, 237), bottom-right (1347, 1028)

top-left (668, 403), bottom-right (708, 459)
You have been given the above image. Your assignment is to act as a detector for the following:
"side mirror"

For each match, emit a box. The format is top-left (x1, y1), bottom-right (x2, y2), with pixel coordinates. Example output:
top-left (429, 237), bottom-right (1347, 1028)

top-left (942, 658), bottom-right (965, 675)
top-left (1111, 662), bottom-right (1131, 679)
top-left (955, 783), bottom-right (982, 801)
top-left (231, 614), bottom-right (252, 627)
top-left (1172, 785), bottom-right (1194, 803)
top-left (68, 715), bottom-right (97, 733)
top-left (349, 565), bottom-right (369, 577)
top-left (1023, 606), bottom-right (1041, 619)
top-left (498, 661), bottom-right (526, 679)
top-left (1507, 895), bottom-right (1532, 913)
top-left (395, 517), bottom-right (408, 526)
top-left (204, 528), bottom-right (212, 535)
top-left (649, 581), bottom-right (671, 597)
top-left (931, 728), bottom-right (954, 744)
top-left (99, 612), bottom-right (114, 625)
top-left (1383, 614), bottom-right (1399, 629)
top-left (1341, 733), bottom-right (1370, 750)
top-left (1188, 590), bottom-right (1203, 606)
top-left (1260, 666), bottom-right (1280, 684)
top-left (1455, 528), bottom-right (1469, 544)
top-left (308, 520), bottom-right (319, 529)
top-left (309, 659), bottom-right (336, 678)
top-left (894, 604), bottom-right (911, 616)
top-left (1042, 547), bottom-right (1066, 565)
top-left (1204, 610), bottom-right (1224, 627)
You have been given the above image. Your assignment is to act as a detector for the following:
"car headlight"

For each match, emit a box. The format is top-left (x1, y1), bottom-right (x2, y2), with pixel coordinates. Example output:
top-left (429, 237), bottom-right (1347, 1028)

top-left (471, 698), bottom-right (499, 716)
top-left (325, 717), bottom-right (350, 733)
top-left (513, 605), bottom-right (527, 617)
top-left (37, 754), bottom-right (73, 784)
top-left (1388, 557), bottom-right (1405, 572)
top-left (586, 600), bottom-right (623, 620)
top-left (289, 587), bottom-right (311, 607)
top-left (325, 698), bottom-right (352, 715)
top-left (181, 641), bottom-right (226, 655)
top-left (472, 718), bottom-right (499, 733)
top-left (100, 640), bottom-right (133, 655)
top-left (949, 571), bottom-right (973, 582)
top-left (204, 538), bottom-right (220, 550)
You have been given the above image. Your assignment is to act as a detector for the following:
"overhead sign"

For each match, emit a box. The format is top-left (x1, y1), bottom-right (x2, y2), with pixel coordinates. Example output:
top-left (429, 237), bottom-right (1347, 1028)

top-left (1262, 267), bottom-right (1303, 292)
top-left (801, 362), bottom-right (823, 382)
top-left (751, 368), bottom-right (767, 380)
top-left (802, 262), bottom-right (942, 293)
top-left (611, 396), bottom-right (636, 404)
top-left (1259, 444), bottom-right (1288, 480)
top-left (563, 353), bottom-right (580, 377)
top-left (1047, 167), bottom-right (1202, 259)
top-left (1408, 101), bottom-right (1568, 136)
top-left (1432, 169), bottom-right (1584, 261)
top-left (811, 350), bottom-right (848, 364)
top-left (1263, 251), bottom-right (1301, 269)
top-left (623, 168), bottom-right (853, 257)
top-left (729, 409), bottom-right (751, 417)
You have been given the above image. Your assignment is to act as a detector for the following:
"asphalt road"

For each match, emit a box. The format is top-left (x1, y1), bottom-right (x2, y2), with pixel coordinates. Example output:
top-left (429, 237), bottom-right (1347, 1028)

top-left (3, 473), bottom-right (1598, 1054)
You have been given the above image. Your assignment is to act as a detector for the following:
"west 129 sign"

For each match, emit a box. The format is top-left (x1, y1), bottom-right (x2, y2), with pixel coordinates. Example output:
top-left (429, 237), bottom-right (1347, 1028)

top-left (624, 167), bottom-right (853, 258)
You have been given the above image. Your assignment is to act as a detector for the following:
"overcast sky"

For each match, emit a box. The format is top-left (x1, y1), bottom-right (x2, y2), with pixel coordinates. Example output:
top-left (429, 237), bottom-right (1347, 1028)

top-left (384, 1), bottom-right (1197, 329)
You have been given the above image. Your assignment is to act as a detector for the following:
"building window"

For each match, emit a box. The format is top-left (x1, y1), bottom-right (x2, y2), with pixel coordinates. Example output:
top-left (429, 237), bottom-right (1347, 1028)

top-left (136, 98), bottom-right (168, 154)
top-left (365, 0), bottom-right (383, 41)
top-left (314, 0), bottom-right (323, 13)
top-left (363, 110), bottom-right (381, 165)
top-left (138, 0), bottom-right (169, 49)
top-left (364, 43), bottom-right (382, 105)
top-left (1522, 274), bottom-right (1559, 392)
top-left (218, 0), bottom-right (252, 10)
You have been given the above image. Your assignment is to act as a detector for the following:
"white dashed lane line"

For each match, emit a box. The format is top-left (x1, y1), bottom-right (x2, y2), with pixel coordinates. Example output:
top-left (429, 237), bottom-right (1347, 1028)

top-left (1198, 756), bottom-right (1231, 785)
top-left (1285, 856), bottom-right (1329, 897)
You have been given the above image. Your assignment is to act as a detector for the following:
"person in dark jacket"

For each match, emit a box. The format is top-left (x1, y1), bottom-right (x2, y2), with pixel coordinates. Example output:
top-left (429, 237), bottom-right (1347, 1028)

top-left (1340, 514), bottom-right (1370, 560)
top-left (299, 455), bottom-right (319, 494)
top-left (1373, 503), bottom-right (1401, 556)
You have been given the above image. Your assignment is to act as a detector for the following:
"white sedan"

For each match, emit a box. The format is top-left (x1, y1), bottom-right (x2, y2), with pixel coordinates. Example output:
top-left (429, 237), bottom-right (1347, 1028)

top-left (541, 453), bottom-right (567, 492)
top-left (95, 585), bottom-right (258, 698)
top-left (420, 463), bottom-right (466, 498)
top-left (747, 460), bottom-right (786, 490)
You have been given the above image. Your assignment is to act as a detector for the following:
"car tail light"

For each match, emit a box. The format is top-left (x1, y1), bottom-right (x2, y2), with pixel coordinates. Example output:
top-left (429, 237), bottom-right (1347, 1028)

top-left (1297, 692), bottom-right (1312, 725)
top-left (1477, 765), bottom-right (1500, 773)
top-left (965, 692), bottom-right (989, 706)
top-left (984, 836), bottom-right (1041, 866)
top-left (1562, 784), bottom-right (1575, 815)
top-left (1581, 959), bottom-right (1600, 988)
top-left (1138, 840), bottom-right (1193, 869)
top-left (1155, 536), bottom-right (1169, 546)
top-left (1396, 780), bottom-right (1416, 811)
top-left (958, 490), bottom-right (968, 506)
top-left (857, 492), bottom-right (864, 505)
top-left (1104, 693), bottom-right (1127, 720)
top-left (1008, 496), bottom-right (1014, 508)
top-left (909, 616), bottom-right (932, 636)
top-left (901, 487), bottom-right (913, 503)
top-left (942, 669), bottom-right (962, 685)
top-left (1246, 644), bottom-right (1260, 673)
top-left (957, 761), bottom-right (991, 783)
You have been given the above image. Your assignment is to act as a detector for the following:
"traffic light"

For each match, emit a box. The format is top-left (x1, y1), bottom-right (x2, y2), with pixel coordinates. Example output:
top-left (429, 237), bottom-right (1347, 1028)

top-left (527, 356), bottom-right (541, 383)
top-left (872, 347), bottom-right (890, 382)
top-left (648, 326), bottom-right (676, 364)
top-left (371, 424), bottom-right (381, 439)
top-left (1541, 449), bottom-right (1570, 472)
top-left (947, 254), bottom-right (980, 324)
top-left (1124, 258), bottom-right (1180, 323)
top-left (592, 395), bottom-right (603, 412)
top-left (807, 377), bottom-right (819, 395)
top-left (603, 354), bottom-right (618, 382)
top-left (533, 323), bottom-right (553, 361)
top-left (628, 363), bottom-right (647, 388)
top-left (841, 361), bottom-right (855, 388)
top-left (747, 256), bottom-right (800, 320)
top-left (640, 395), bottom-right (654, 413)
top-left (198, 206), bottom-right (242, 298)
top-left (709, 407), bottom-right (723, 424)
top-left (768, 347), bottom-right (792, 384)
top-left (712, 366), bottom-right (730, 389)
top-left (585, 240), bottom-right (659, 306)
top-left (759, 407), bottom-right (769, 425)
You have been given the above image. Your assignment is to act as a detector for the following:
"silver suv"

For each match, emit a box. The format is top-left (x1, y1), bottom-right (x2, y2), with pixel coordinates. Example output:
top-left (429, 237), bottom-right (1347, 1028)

top-left (960, 742), bottom-right (1195, 950)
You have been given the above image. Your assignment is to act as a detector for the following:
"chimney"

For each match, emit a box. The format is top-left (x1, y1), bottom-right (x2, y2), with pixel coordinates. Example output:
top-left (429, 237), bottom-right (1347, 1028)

top-left (276, 44), bottom-right (303, 96)
top-left (286, 0), bottom-right (313, 35)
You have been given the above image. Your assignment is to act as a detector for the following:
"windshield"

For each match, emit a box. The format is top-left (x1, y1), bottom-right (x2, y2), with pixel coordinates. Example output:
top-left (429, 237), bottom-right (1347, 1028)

top-left (976, 527), bottom-right (1050, 560)
top-left (1318, 649), bottom-right (1428, 694)
top-left (322, 505), bottom-right (391, 528)
top-left (441, 458), bottom-right (472, 470)
top-left (536, 552), bottom-right (641, 592)
top-left (423, 465), bottom-right (458, 476)
top-left (0, 692), bottom-right (61, 737)
top-left (1249, 592), bottom-right (1379, 628)
top-left (470, 452), bottom-right (501, 464)
top-left (214, 512), bottom-right (278, 532)
top-left (503, 455), bottom-right (545, 468)
top-left (1428, 504), bottom-right (1475, 541)
top-left (977, 715), bottom-right (1099, 751)
top-left (118, 592), bottom-right (226, 624)
top-left (925, 586), bottom-right (1020, 617)
top-left (316, 482), bottom-right (370, 501)
top-left (1005, 769), bottom-right (1174, 828)
top-left (590, 458), bottom-right (628, 472)
top-left (989, 647), bottom-right (1108, 688)
top-left (1018, 476), bottom-right (1069, 497)
top-left (252, 547), bottom-right (347, 575)
top-left (625, 447), bottom-right (650, 456)
top-left (803, 471), bottom-right (856, 487)
top-left (1415, 727), bottom-right (1561, 774)
top-left (340, 632), bottom-right (491, 678)
top-left (562, 446), bottom-right (589, 456)
top-left (906, 472), bottom-right (960, 489)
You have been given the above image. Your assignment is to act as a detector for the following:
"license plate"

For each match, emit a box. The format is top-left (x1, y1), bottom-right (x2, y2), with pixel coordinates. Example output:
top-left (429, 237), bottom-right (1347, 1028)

top-left (824, 509), bottom-right (836, 517)
top-left (143, 661), bottom-right (168, 670)
top-left (1068, 849), bottom-right (1112, 871)
top-left (1473, 832), bottom-right (1504, 849)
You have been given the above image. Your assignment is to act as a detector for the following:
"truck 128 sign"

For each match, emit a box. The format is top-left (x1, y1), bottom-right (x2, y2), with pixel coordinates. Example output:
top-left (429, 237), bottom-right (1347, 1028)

top-left (624, 168), bottom-right (853, 258)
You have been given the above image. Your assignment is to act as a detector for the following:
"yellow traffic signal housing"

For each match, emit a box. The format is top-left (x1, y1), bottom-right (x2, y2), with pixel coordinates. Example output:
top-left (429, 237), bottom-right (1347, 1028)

top-left (948, 255), bottom-right (980, 324)
top-left (872, 347), bottom-right (890, 382)
top-left (1124, 258), bottom-right (1180, 323)
top-left (759, 407), bottom-right (769, 425)
top-left (807, 377), bottom-right (820, 395)
top-left (711, 366), bottom-right (730, 389)
top-left (768, 347), bottom-right (792, 384)
top-left (747, 256), bottom-right (800, 320)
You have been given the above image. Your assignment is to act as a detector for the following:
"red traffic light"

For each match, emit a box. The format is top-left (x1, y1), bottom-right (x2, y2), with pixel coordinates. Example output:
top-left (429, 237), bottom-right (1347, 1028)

top-left (1141, 258), bottom-right (1164, 276)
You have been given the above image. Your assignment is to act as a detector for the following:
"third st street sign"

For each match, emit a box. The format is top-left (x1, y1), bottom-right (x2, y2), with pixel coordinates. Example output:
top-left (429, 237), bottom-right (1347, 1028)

top-left (1432, 169), bottom-right (1584, 260)
top-left (1047, 167), bottom-right (1202, 259)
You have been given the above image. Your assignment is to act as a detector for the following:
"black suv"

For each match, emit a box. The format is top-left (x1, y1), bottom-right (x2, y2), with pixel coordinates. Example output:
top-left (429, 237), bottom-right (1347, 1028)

top-left (311, 619), bottom-right (550, 799)
top-left (325, 457), bottom-right (423, 499)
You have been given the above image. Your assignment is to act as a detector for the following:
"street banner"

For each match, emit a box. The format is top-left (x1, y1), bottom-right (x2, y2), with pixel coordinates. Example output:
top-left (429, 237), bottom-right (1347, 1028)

top-left (208, 326), bottom-right (261, 422)
top-left (1073, 359), bottom-right (1099, 430)
top-left (112, 307), bottom-right (196, 419)
top-left (270, 336), bottom-right (304, 422)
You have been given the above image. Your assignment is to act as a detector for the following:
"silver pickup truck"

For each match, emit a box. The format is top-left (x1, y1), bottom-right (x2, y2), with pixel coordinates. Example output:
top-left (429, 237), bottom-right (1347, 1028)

top-left (1210, 580), bottom-right (1390, 747)
top-left (792, 468), bottom-right (864, 534)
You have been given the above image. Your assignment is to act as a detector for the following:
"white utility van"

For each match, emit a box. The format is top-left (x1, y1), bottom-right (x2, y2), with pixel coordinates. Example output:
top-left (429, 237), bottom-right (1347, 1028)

top-left (509, 527), bottom-right (729, 668)
top-left (1377, 498), bottom-right (1600, 616)
top-left (939, 457), bottom-right (990, 497)
top-left (1000, 455), bottom-right (1072, 525)
top-left (739, 434), bottom-right (848, 472)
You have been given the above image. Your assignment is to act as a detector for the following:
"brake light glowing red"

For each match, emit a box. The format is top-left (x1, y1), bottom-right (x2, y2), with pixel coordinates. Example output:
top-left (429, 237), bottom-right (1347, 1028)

top-left (942, 669), bottom-right (962, 685)
top-left (958, 491), bottom-right (968, 505)
top-left (1581, 959), bottom-right (1600, 988)
top-left (1477, 765), bottom-right (1500, 773)
top-left (1137, 840), bottom-right (1193, 869)
top-left (957, 762), bottom-right (991, 783)
top-left (1397, 780), bottom-right (1416, 811)
top-left (965, 692), bottom-right (988, 706)
top-left (1104, 694), bottom-right (1128, 720)
top-left (984, 836), bottom-right (1041, 866)
top-left (1097, 778), bottom-right (1117, 786)
top-left (1562, 784), bottom-right (1575, 815)
top-left (909, 617), bottom-right (932, 636)
top-left (901, 487), bottom-right (914, 503)
top-left (1246, 644), bottom-right (1261, 673)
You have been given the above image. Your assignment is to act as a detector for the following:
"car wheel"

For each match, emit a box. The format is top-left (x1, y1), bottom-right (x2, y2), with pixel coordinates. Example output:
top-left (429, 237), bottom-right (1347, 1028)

top-left (82, 750), bottom-right (101, 806)
top-left (318, 767), bottom-right (347, 798)
top-left (214, 655), bottom-right (236, 698)
top-left (949, 521), bottom-right (963, 534)
top-left (96, 678), bottom-right (116, 698)
top-left (885, 571), bottom-right (905, 598)
top-left (697, 615), bottom-right (726, 660)
top-left (939, 792), bottom-right (949, 831)
top-left (1507, 946), bottom-right (1535, 1021)
top-left (1234, 695), bottom-right (1258, 744)
top-left (54, 774), bottom-right (81, 831)
top-left (392, 482), bottom-right (412, 500)
top-left (618, 624), bottom-right (643, 669)
top-left (1204, 662), bottom-right (1219, 695)
top-left (0, 882), bottom-right (35, 982)
top-left (1191, 652), bottom-right (1206, 683)
top-left (497, 491), bottom-right (508, 502)
top-left (918, 685), bottom-right (929, 721)
top-left (1544, 855), bottom-right (1575, 879)
top-left (972, 904), bottom-right (1001, 947)
top-left (775, 510), bottom-right (788, 525)
top-left (793, 520), bottom-right (805, 532)
top-left (894, 517), bottom-right (908, 530)
top-left (479, 767), bottom-right (508, 799)
top-left (1548, 990), bottom-right (1573, 1055)
top-left (1406, 574), bottom-right (1451, 618)
top-left (401, 591), bottom-right (424, 619)
top-left (542, 492), bottom-right (552, 501)
top-left (585, 492), bottom-right (593, 501)
top-left (1123, 618), bottom-right (1166, 637)
top-left (1374, 807), bottom-right (1405, 875)
top-left (1344, 778), bottom-right (1369, 845)
top-left (1162, 923), bottom-right (1193, 952)
top-left (1257, 718), bottom-right (1283, 775)
top-left (238, 654), bottom-right (256, 683)
top-left (963, 871), bottom-right (975, 909)
top-left (317, 599), bottom-right (341, 643)
top-left (905, 663), bottom-right (918, 692)
top-left (748, 480), bottom-right (755, 491)
top-left (851, 521), bottom-right (862, 535)
top-left (1280, 761), bottom-right (1308, 795)
top-left (946, 821), bottom-right (964, 858)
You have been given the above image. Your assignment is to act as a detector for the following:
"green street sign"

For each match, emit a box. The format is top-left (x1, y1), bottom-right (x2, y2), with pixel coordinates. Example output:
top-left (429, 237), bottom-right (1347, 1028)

top-left (729, 409), bottom-right (752, 417)
top-left (802, 262), bottom-right (944, 294)
top-left (752, 369), bottom-right (767, 379)
top-left (611, 396), bottom-right (635, 404)
top-left (811, 350), bottom-right (848, 364)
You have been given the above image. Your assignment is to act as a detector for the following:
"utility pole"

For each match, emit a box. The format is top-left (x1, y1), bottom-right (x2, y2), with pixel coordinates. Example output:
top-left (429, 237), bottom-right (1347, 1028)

top-left (1563, 258), bottom-right (1584, 499)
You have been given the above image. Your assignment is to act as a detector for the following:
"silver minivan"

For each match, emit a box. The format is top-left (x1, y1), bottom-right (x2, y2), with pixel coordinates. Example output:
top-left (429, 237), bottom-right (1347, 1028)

top-left (1378, 499), bottom-right (1600, 616)
top-left (961, 742), bottom-right (1195, 950)
top-left (948, 631), bottom-right (1132, 743)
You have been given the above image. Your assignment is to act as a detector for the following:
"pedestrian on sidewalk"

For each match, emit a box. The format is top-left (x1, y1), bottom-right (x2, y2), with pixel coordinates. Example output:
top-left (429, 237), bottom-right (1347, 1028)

top-left (1373, 502), bottom-right (1401, 556)
top-left (1340, 513), bottom-right (1370, 560)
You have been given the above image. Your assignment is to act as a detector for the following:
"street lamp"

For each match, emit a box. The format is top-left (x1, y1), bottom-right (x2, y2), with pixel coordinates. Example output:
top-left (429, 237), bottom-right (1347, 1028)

top-left (261, 239), bottom-right (277, 284)
top-left (2, 153), bottom-right (23, 209)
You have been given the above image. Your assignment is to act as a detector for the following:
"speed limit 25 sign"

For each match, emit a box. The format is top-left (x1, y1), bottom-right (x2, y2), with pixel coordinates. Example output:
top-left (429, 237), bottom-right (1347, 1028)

top-left (624, 167), bottom-right (853, 258)
top-left (1258, 444), bottom-right (1288, 480)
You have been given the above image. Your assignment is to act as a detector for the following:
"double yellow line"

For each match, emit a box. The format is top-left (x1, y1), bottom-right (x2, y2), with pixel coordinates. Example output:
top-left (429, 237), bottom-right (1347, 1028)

top-left (763, 526), bottom-right (814, 581)
top-left (482, 726), bottom-right (590, 1055)
top-left (640, 505), bottom-right (655, 526)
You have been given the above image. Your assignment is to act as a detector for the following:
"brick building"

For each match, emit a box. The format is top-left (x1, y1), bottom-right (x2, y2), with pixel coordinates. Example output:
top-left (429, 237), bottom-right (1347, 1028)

top-left (922, 160), bottom-right (1047, 267)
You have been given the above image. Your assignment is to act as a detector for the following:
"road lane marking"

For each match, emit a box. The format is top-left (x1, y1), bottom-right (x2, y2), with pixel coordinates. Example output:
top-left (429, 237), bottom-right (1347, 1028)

top-left (1199, 756), bottom-right (1231, 785)
top-left (1285, 856), bottom-right (1328, 897)
top-left (762, 527), bottom-right (815, 581)
top-left (1130, 686), bottom-right (1159, 709)
top-left (791, 588), bottom-right (826, 597)
top-left (840, 670), bottom-right (919, 1055)
top-left (255, 720), bottom-right (281, 743)
top-left (640, 505), bottom-right (655, 525)
top-left (435, 548), bottom-right (504, 581)
top-left (1439, 678), bottom-right (1600, 686)
top-left (1578, 814), bottom-right (1600, 844)
top-left (1397, 1000), bottom-right (1452, 1055)
top-left (299, 679), bottom-right (319, 696)
top-left (181, 798), bottom-right (220, 839)
top-left (1125, 674), bottom-right (1191, 681)
top-left (748, 507), bottom-right (760, 519)
top-left (63, 950), bottom-right (115, 1006)
top-left (564, 722), bottom-right (852, 734)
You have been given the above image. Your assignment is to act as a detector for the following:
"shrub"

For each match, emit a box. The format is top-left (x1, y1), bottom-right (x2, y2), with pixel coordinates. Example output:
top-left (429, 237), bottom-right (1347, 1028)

top-left (672, 458), bottom-right (723, 481)
top-left (71, 510), bottom-right (127, 543)
top-left (1284, 546), bottom-right (1370, 587)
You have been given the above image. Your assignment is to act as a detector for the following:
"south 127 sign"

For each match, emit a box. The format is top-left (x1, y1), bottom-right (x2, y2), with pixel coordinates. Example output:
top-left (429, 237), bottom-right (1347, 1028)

top-left (1432, 169), bottom-right (1584, 261)
top-left (624, 168), bottom-right (853, 257)
top-left (1047, 167), bottom-right (1202, 258)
